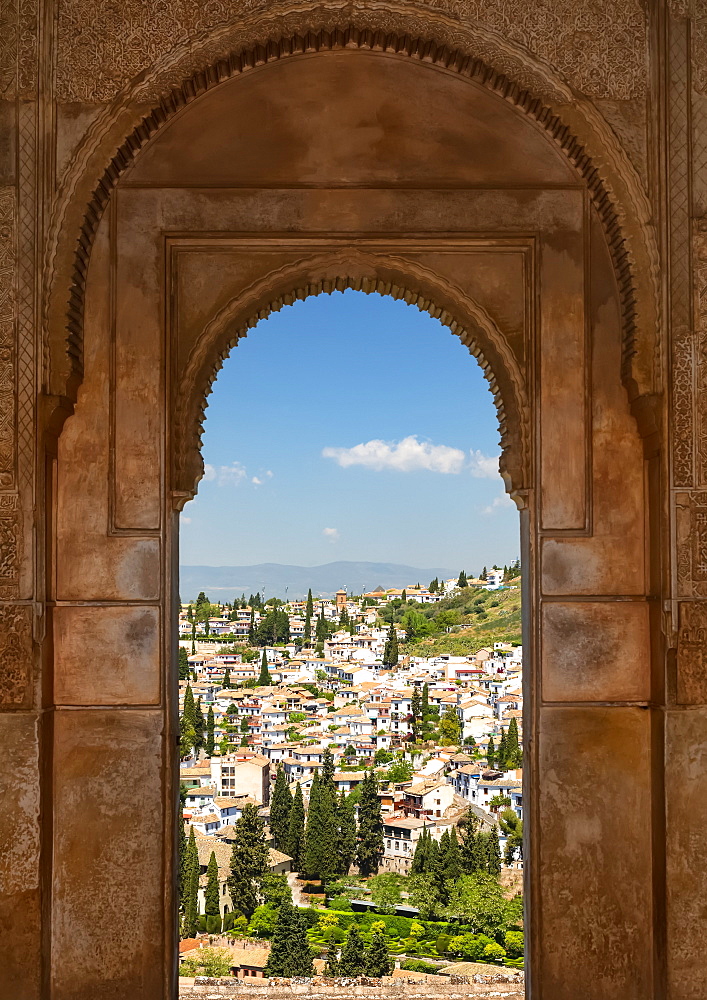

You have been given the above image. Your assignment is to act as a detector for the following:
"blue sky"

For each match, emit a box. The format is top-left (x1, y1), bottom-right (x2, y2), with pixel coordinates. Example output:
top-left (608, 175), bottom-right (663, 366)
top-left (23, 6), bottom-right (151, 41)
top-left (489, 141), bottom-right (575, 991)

top-left (180, 290), bottom-right (519, 571)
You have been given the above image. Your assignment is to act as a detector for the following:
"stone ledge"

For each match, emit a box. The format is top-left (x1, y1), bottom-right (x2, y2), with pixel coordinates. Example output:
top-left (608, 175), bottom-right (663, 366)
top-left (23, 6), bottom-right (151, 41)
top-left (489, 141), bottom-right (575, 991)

top-left (178, 975), bottom-right (525, 998)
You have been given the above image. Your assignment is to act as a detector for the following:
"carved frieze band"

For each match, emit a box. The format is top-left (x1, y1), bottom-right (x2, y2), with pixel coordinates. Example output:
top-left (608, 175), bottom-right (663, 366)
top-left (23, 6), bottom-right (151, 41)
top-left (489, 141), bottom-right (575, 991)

top-left (0, 188), bottom-right (21, 602)
top-left (0, 602), bottom-right (32, 708)
top-left (675, 491), bottom-right (707, 597)
top-left (677, 600), bottom-right (707, 704)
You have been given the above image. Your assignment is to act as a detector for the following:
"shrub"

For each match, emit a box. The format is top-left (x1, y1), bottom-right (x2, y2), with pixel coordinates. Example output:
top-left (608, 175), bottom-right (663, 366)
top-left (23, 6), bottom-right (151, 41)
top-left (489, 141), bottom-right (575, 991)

top-left (504, 931), bottom-right (524, 958)
top-left (435, 933), bottom-right (451, 954)
top-left (328, 896), bottom-right (353, 911)
top-left (196, 915), bottom-right (207, 933)
top-left (180, 947), bottom-right (233, 977)
top-left (401, 960), bottom-right (438, 974)
top-left (206, 914), bottom-right (222, 934)
top-left (483, 941), bottom-right (507, 963)
top-left (222, 912), bottom-right (235, 932)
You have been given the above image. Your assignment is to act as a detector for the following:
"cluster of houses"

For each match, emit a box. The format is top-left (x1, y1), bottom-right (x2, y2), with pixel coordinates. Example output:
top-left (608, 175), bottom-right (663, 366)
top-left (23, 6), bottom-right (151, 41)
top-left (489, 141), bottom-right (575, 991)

top-left (179, 578), bottom-right (523, 964)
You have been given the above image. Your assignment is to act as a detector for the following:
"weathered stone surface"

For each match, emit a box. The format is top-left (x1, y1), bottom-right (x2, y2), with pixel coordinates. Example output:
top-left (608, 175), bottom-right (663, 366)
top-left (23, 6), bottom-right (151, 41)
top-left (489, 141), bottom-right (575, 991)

top-left (0, 714), bottom-right (41, 1000)
top-left (54, 605), bottom-right (161, 705)
top-left (51, 710), bottom-right (167, 1000)
top-left (537, 707), bottom-right (654, 999)
top-left (541, 601), bottom-right (651, 702)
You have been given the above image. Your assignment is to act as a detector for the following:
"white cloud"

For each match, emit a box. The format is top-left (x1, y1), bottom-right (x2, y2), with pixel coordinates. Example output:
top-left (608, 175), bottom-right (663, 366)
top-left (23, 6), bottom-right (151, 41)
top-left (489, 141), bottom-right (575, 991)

top-left (265, 470), bottom-right (274, 478)
top-left (202, 461), bottom-right (248, 487)
top-left (252, 476), bottom-right (262, 485)
top-left (180, 516), bottom-right (191, 524)
top-left (323, 527), bottom-right (340, 542)
top-left (482, 492), bottom-right (515, 515)
top-left (469, 450), bottom-right (500, 479)
top-left (322, 435), bottom-right (467, 474)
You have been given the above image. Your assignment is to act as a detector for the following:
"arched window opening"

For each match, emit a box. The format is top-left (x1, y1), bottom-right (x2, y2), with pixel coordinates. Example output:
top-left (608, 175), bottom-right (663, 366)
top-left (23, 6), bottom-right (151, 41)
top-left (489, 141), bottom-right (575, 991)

top-left (176, 289), bottom-right (524, 979)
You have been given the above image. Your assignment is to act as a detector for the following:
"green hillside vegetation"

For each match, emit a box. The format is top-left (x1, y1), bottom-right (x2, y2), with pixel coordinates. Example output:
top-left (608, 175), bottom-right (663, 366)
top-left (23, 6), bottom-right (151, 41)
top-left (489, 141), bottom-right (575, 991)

top-left (378, 585), bottom-right (522, 657)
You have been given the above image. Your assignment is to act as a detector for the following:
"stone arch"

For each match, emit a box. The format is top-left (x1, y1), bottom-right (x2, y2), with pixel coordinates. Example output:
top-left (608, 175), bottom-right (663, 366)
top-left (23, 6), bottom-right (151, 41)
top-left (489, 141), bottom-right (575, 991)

top-left (174, 251), bottom-right (529, 504)
top-left (44, 21), bottom-right (662, 1000)
top-left (44, 15), bottom-right (660, 417)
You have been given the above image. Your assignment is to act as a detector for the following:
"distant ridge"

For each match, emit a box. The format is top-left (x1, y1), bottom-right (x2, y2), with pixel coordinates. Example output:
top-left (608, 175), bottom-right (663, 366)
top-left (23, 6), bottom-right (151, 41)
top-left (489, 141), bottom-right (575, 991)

top-left (179, 560), bottom-right (458, 601)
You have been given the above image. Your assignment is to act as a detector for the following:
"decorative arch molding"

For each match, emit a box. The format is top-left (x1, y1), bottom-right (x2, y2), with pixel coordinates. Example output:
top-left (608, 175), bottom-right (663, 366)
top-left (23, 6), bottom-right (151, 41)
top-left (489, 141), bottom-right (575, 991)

top-left (44, 9), bottom-right (660, 415)
top-left (173, 251), bottom-right (529, 506)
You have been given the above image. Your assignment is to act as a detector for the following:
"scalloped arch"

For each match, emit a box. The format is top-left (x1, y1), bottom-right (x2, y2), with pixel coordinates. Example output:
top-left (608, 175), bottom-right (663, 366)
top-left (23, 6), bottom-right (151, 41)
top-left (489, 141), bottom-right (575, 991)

top-left (53, 21), bottom-right (653, 411)
top-left (173, 251), bottom-right (529, 506)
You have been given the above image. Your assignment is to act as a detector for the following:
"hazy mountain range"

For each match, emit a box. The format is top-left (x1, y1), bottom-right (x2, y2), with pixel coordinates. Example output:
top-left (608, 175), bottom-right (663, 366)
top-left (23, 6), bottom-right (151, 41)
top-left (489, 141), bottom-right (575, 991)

top-left (180, 561), bottom-right (458, 602)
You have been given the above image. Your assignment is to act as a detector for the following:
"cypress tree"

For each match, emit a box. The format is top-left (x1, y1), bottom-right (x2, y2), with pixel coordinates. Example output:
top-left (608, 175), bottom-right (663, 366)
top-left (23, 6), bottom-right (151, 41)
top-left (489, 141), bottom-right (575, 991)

top-left (365, 928), bottom-right (393, 977)
top-left (401, 589), bottom-right (407, 603)
top-left (486, 826), bottom-right (502, 877)
top-left (303, 772), bottom-right (321, 878)
top-left (287, 782), bottom-right (306, 871)
top-left (223, 666), bottom-right (231, 688)
top-left (178, 646), bottom-right (189, 680)
top-left (264, 901), bottom-right (293, 976)
top-left (497, 728), bottom-right (508, 770)
top-left (178, 784), bottom-right (188, 910)
top-left (322, 746), bottom-right (336, 790)
top-left (248, 606), bottom-right (256, 643)
top-left (183, 826), bottom-right (200, 938)
top-left (183, 684), bottom-right (196, 730)
top-left (339, 923), bottom-right (366, 976)
top-left (410, 687), bottom-right (422, 741)
top-left (205, 706), bottom-right (215, 757)
top-left (227, 802), bottom-right (268, 919)
top-left (444, 827), bottom-right (463, 883)
top-left (422, 682), bottom-right (429, 717)
top-left (411, 827), bottom-right (430, 875)
top-left (258, 649), bottom-right (272, 686)
top-left (337, 791), bottom-right (357, 875)
top-left (472, 832), bottom-right (489, 874)
top-left (204, 850), bottom-right (220, 917)
top-left (355, 772), bottom-right (384, 876)
top-left (487, 736), bottom-right (496, 770)
top-left (507, 717), bottom-right (522, 767)
top-left (194, 697), bottom-right (205, 751)
top-left (270, 766), bottom-right (293, 851)
top-left (324, 948), bottom-right (340, 976)
top-left (304, 589), bottom-right (313, 645)
top-left (383, 622), bottom-right (398, 667)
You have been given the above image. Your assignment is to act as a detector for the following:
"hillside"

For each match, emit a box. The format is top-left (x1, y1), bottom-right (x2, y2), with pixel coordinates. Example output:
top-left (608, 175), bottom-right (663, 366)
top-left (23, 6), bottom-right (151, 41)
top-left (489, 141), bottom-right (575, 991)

top-left (179, 560), bottom-right (457, 601)
top-left (397, 584), bottom-right (522, 656)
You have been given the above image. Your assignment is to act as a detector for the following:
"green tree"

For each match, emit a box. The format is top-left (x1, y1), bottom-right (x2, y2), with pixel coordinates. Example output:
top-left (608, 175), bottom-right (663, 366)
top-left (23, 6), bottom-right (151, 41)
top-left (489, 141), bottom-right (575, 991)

top-left (287, 783), bottom-right (306, 871)
top-left (365, 928), bottom-right (393, 977)
top-left (227, 802), bottom-right (269, 919)
top-left (264, 902), bottom-right (314, 976)
top-left (439, 704), bottom-right (461, 744)
top-left (486, 736), bottom-right (496, 769)
top-left (338, 923), bottom-right (366, 976)
top-left (382, 622), bottom-right (399, 667)
top-left (369, 873), bottom-right (402, 914)
top-left (248, 903), bottom-right (279, 938)
top-left (178, 646), bottom-right (189, 680)
top-left (258, 649), bottom-right (272, 686)
top-left (407, 872), bottom-right (441, 920)
top-left (248, 606), bottom-right (256, 643)
top-left (304, 589), bottom-right (314, 645)
top-left (506, 716), bottom-right (522, 767)
top-left (194, 696), bottom-right (205, 751)
top-left (205, 705), bottom-right (215, 757)
top-left (422, 682), bottom-right (429, 717)
top-left (336, 791), bottom-right (357, 875)
top-left (410, 687), bottom-right (422, 741)
top-left (316, 605), bottom-right (329, 643)
top-left (303, 773), bottom-right (338, 883)
top-left (204, 850), bottom-right (221, 918)
top-left (355, 771), bottom-right (384, 876)
top-left (269, 766), bottom-right (293, 851)
top-left (445, 873), bottom-right (508, 936)
top-left (486, 826), bottom-right (502, 877)
top-left (457, 570), bottom-right (468, 588)
top-left (322, 746), bottom-right (336, 790)
top-left (260, 873), bottom-right (292, 907)
top-left (183, 826), bottom-right (200, 937)
top-left (497, 728), bottom-right (508, 769)
top-left (223, 666), bottom-right (231, 688)
top-left (444, 826), bottom-right (463, 883)
top-left (410, 827), bottom-right (431, 875)
top-left (499, 809), bottom-right (523, 864)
